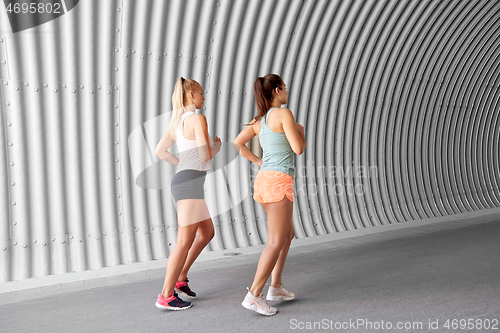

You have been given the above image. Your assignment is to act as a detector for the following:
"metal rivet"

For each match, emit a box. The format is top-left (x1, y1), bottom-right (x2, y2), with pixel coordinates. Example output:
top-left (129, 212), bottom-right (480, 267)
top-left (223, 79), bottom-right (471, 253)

top-left (62, 240), bottom-right (65, 244)
top-left (33, 239), bottom-right (37, 243)
top-left (98, 85), bottom-right (101, 89)
top-left (217, 2), bottom-right (221, 6)
top-left (72, 89), bottom-right (76, 93)
top-left (1, 60), bottom-right (6, 64)
top-left (157, 57), bottom-right (160, 60)
top-left (178, 53), bottom-right (182, 57)
top-left (115, 141), bottom-right (119, 145)
top-left (243, 92), bottom-right (246, 95)
top-left (24, 82), bottom-right (29, 86)
top-left (116, 29), bottom-right (120, 33)
top-left (23, 244), bottom-right (27, 248)
top-left (115, 159), bottom-right (119, 162)
top-left (213, 21), bottom-right (217, 25)
top-left (168, 243), bottom-right (171, 246)
top-left (62, 84), bottom-right (67, 88)
top-left (7, 122), bottom-right (11, 126)
top-left (201, 60), bottom-right (205, 64)
top-left (44, 83), bottom-right (48, 87)
top-left (164, 52), bottom-right (167, 56)
top-left (0, 38), bottom-right (3, 42)
top-left (79, 239), bottom-right (82, 242)
top-left (115, 86), bottom-right (119, 90)
top-left (256, 215), bottom-right (259, 218)
top-left (210, 38), bottom-right (214, 42)
top-left (103, 232), bottom-right (107, 236)
top-left (116, 176), bottom-right (120, 180)
top-left (14, 241), bottom-right (18, 245)
top-left (132, 50), bottom-right (136, 54)
top-left (114, 123), bottom-right (119, 127)
top-left (3, 81), bottom-right (7, 85)
top-left (193, 55), bottom-right (197, 58)
top-left (15, 87), bottom-right (19, 91)
top-left (52, 237), bottom-right (56, 241)
top-left (108, 91), bottom-right (111, 94)
top-left (43, 242), bottom-right (46, 246)
top-left (80, 85), bottom-right (84, 89)
top-left (172, 58), bottom-right (176, 61)
top-left (96, 237), bottom-right (99, 240)
top-left (54, 89), bottom-right (58, 93)
top-left (118, 212), bottom-right (122, 216)
top-left (114, 105), bottom-right (118, 108)
top-left (8, 142), bottom-right (13, 146)
top-left (187, 59), bottom-right (190, 63)
top-left (206, 73), bottom-right (209, 77)
top-left (2, 247), bottom-right (6, 251)
top-left (114, 48), bottom-right (119, 52)
top-left (144, 231), bottom-right (147, 234)
top-left (117, 194), bottom-right (121, 198)
top-left (9, 162), bottom-right (14, 166)
top-left (90, 90), bottom-right (94, 94)
top-left (5, 102), bottom-right (10, 106)
top-left (70, 235), bottom-right (74, 239)
top-left (141, 56), bottom-right (144, 59)
top-left (10, 182), bottom-right (15, 186)
top-left (117, 8), bottom-right (121, 12)
top-left (12, 221), bottom-right (17, 225)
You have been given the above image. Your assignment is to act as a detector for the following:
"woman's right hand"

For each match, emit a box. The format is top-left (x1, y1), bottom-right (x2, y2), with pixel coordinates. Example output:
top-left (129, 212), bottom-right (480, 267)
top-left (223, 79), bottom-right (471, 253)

top-left (296, 123), bottom-right (304, 135)
top-left (213, 136), bottom-right (222, 152)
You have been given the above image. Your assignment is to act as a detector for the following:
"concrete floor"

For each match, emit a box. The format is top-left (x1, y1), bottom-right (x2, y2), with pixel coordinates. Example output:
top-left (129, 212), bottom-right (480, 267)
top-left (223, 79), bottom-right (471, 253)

top-left (1, 213), bottom-right (499, 333)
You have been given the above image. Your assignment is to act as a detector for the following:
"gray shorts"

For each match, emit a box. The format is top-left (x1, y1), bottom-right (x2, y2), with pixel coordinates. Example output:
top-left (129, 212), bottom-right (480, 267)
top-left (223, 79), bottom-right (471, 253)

top-left (171, 169), bottom-right (207, 201)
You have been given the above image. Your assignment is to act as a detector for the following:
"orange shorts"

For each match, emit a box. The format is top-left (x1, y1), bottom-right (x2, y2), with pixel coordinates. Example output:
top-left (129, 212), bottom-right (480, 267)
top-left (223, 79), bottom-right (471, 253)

top-left (253, 170), bottom-right (295, 203)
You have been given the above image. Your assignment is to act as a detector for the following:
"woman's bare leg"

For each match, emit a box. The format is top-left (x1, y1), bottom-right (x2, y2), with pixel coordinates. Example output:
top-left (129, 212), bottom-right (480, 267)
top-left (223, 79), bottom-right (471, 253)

top-left (270, 223), bottom-right (294, 288)
top-left (178, 217), bottom-right (215, 281)
top-left (160, 199), bottom-right (210, 297)
top-left (249, 196), bottom-right (293, 297)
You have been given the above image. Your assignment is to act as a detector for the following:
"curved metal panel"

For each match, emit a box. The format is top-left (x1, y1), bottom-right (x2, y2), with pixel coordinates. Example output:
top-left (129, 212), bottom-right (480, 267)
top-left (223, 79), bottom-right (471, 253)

top-left (0, 0), bottom-right (499, 282)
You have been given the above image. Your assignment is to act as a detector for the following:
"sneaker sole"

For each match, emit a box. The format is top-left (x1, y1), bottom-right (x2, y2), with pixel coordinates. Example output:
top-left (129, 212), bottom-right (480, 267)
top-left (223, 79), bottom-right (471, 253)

top-left (175, 288), bottom-right (196, 298)
top-left (155, 301), bottom-right (193, 310)
top-left (266, 295), bottom-right (295, 302)
top-left (241, 301), bottom-right (277, 316)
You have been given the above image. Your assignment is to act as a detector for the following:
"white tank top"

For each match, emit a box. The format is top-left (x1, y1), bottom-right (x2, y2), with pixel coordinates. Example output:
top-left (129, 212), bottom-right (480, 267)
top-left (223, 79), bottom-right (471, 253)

top-left (176, 111), bottom-right (213, 173)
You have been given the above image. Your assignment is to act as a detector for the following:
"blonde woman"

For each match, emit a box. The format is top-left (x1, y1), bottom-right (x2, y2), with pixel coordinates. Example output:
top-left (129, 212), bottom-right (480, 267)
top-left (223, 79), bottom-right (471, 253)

top-left (154, 77), bottom-right (221, 310)
top-left (233, 74), bottom-right (306, 316)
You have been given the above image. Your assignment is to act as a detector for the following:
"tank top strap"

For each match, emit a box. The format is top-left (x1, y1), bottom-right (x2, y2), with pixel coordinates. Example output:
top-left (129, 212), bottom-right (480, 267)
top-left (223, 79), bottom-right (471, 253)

top-left (260, 107), bottom-right (277, 133)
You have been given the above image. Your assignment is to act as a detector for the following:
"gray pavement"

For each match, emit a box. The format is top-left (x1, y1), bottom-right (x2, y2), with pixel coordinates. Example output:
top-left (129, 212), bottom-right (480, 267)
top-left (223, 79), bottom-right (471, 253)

top-left (1, 216), bottom-right (500, 333)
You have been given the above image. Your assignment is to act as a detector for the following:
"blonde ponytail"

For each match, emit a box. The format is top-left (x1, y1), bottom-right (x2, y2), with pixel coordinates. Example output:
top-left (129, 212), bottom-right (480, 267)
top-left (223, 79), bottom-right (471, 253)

top-left (166, 77), bottom-right (200, 140)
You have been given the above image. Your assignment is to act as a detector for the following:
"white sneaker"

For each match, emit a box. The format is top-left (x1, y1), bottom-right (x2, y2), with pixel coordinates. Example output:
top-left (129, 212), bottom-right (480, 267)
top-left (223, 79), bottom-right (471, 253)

top-left (241, 288), bottom-right (277, 316)
top-left (266, 285), bottom-right (295, 301)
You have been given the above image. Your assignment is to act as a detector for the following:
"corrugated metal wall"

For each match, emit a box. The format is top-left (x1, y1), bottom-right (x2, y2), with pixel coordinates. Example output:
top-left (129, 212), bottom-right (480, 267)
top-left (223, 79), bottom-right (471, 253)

top-left (1, 0), bottom-right (499, 282)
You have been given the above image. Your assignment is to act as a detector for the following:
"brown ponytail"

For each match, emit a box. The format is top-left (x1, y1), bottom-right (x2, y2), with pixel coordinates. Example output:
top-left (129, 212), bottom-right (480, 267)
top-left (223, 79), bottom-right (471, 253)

top-left (244, 74), bottom-right (284, 126)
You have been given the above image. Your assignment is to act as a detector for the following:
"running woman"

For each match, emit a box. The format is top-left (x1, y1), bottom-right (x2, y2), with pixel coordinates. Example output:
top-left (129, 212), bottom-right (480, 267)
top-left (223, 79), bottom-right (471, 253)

top-left (154, 77), bottom-right (221, 310)
top-left (233, 74), bottom-right (306, 316)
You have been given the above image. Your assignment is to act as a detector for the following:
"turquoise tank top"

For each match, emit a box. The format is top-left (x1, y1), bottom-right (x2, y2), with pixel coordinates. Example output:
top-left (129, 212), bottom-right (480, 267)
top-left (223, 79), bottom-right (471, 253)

top-left (259, 107), bottom-right (296, 178)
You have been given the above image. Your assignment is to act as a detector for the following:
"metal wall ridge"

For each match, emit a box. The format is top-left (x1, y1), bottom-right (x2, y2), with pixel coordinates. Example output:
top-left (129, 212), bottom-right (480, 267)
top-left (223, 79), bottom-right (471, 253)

top-left (0, 0), bottom-right (499, 282)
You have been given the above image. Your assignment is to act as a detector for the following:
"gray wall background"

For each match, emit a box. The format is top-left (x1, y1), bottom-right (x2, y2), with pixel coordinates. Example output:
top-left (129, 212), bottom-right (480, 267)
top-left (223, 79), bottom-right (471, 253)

top-left (1, 0), bottom-right (499, 282)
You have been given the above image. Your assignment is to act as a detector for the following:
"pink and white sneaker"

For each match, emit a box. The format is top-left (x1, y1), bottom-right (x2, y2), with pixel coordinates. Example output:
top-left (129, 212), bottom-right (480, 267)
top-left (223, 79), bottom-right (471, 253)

top-left (266, 285), bottom-right (295, 301)
top-left (241, 288), bottom-right (277, 316)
